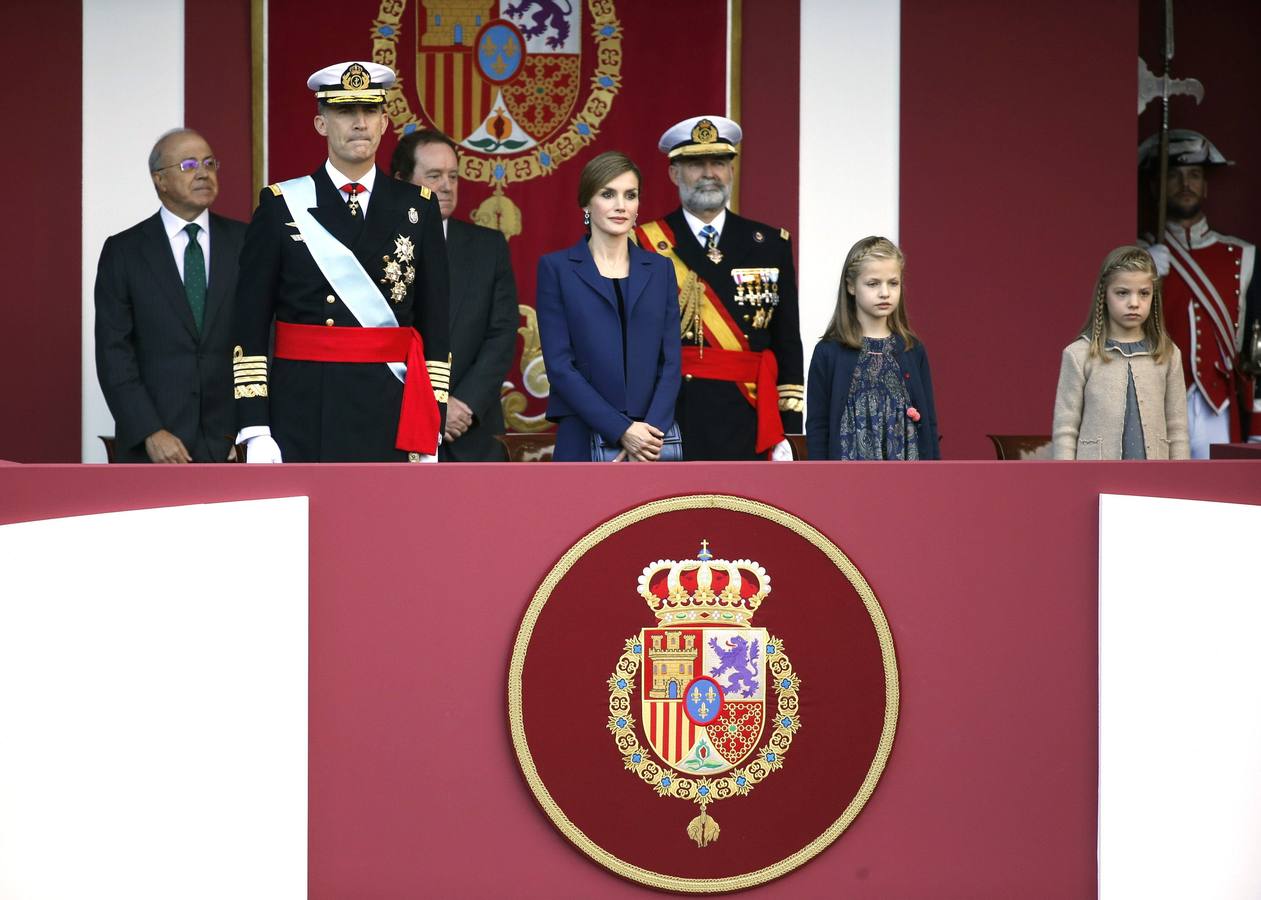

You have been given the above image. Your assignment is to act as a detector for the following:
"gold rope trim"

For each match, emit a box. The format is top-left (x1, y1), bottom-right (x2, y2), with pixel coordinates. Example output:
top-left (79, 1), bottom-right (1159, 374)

top-left (506, 494), bottom-right (899, 892)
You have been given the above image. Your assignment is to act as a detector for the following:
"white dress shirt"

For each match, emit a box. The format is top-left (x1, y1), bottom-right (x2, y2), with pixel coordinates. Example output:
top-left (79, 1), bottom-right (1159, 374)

top-left (325, 159), bottom-right (377, 217)
top-left (158, 205), bottom-right (211, 281)
top-left (681, 207), bottom-right (728, 246)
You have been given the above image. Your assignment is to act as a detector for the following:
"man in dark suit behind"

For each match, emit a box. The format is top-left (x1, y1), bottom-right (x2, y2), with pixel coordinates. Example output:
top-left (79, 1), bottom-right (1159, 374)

top-left (392, 129), bottom-right (518, 461)
top-left (94, 128), bottom-right (247, 462)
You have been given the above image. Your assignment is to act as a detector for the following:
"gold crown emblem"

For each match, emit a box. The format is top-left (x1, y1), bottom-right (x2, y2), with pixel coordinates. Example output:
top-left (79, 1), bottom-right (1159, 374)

top-left (637, 540), bottom-right (770, 628)
top-left (691, 119), bottom-right (718, 145)
top-left (341, 63), bottom-right (370, 91)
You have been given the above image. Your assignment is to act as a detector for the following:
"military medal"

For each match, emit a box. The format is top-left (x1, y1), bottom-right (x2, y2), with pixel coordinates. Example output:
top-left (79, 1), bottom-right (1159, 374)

top-left (704, 229), bottom-right (723, 264)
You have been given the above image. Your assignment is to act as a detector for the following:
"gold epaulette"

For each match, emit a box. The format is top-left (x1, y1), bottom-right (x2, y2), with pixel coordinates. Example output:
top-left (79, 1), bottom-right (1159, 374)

top-left (233, 345), bottom-right (269, 399)
top-left (420, 186), bottom-right (433, 200)
top-left (426, 354), bottom-right (451, 403)
top-left (779, 228), bottom-right (791, 241)
top-left (267, 183), bottom-right (282, 197)
top-left (777, 383), bottom-right (804, 414)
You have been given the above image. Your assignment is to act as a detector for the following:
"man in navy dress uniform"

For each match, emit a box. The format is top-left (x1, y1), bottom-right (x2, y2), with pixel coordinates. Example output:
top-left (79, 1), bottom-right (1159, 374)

top-left (232, 61), bottom-right (450, 462)
top-left (634, 115), bottom-right (802, 461)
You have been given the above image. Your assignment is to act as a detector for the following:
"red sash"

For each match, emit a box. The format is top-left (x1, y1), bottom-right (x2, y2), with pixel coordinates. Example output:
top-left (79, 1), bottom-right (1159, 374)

top-left (681, 346), bottom-right (784, 453)
top-left (275, 322), bottom-right (439, 455)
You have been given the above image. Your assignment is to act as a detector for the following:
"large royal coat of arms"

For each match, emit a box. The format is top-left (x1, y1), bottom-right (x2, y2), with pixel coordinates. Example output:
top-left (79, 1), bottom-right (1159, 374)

top-left (371, 0), bottom-right (621, 202)
top-left (509, 495), bottom-right (899, 892)
top-left (606, 542), bottom-right (801, 847)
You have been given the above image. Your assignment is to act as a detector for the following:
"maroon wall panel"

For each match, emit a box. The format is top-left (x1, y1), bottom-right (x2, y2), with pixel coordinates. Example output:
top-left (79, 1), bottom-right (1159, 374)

top-left (901, 0), bottom-right (1138, 458)
top-left (740, 0), bottom-right (800, 251)
top-left (0, 0), bottom-right (81, 462)
top-left (5, 460), bottom-right (1257, 895)
top-left (1137, 0), bottom-right (1261, 243)
top-left (185, 0), bottom-right (254, 222)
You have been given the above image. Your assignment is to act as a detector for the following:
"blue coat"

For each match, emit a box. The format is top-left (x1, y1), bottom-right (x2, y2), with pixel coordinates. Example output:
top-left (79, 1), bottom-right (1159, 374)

top-left (805, 337), bottom-right (941, 460)
top-left (536, 238), bottom-right (682, 460)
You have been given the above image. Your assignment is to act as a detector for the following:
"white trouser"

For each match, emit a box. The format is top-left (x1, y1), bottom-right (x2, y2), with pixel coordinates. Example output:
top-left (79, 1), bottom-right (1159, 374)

top-left (1186, 387), bottom-right (1231, 459)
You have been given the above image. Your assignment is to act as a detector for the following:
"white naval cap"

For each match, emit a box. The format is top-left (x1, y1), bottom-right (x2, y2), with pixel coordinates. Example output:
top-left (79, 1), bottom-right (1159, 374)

top-left (1138, 129), bottom-right (1234, 169)
top-left (658, 115), bottom-right (742, 159)
top-left (307, 61), bottom-right (396, 104)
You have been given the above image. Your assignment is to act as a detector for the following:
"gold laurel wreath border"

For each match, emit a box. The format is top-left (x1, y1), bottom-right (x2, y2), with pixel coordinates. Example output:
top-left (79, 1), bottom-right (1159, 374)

top-left (371, 0), bottom-right (623, 187)
top-left (606, 633), bottom-right (800, 805)
top-left (506, 494), bottom-right (900, 893)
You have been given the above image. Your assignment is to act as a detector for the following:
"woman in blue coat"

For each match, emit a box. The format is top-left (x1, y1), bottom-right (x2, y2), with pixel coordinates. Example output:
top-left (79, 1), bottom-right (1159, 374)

top-left (537, 151), bottom-right (683, 461)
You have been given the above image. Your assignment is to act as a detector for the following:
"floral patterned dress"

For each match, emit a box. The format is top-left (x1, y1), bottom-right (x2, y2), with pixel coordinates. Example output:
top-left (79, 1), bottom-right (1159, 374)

top-left (836, 336), bottom-right (919, 460)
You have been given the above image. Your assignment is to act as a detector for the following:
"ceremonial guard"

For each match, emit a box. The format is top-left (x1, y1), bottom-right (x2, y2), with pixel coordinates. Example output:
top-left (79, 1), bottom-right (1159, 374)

top-left (232, 61), bottom-right (450, 462)
top-left (634, 116), bottom-right (802, 460)
top-left (1140, 130), bottom-right (1258, 456)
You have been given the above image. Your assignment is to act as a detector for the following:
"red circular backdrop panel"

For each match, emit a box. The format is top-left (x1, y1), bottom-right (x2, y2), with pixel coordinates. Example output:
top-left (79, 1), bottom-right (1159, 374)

top-left (508, 496), bottom-right (899, 891)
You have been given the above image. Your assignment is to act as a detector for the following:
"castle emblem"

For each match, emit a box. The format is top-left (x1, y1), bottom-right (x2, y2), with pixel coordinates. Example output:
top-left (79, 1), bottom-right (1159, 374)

top-left (606, 541), bottom-right (801, 847)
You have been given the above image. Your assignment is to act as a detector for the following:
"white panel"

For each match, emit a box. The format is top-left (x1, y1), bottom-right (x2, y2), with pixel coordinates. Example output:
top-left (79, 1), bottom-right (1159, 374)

top-left (81, 0), bottom-right (186, 462)
top-left (0, 498), bottom-right (308, 899)
top-left (798, 1), bottom-right (900, 394)
top-left (1099, 494), bottom-right (1261, 899)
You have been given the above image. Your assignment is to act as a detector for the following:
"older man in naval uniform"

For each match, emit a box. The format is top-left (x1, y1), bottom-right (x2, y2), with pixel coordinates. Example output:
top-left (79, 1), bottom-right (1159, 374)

top-left (231, 61), bottom-right (450, 462)
top-left (634, 115), bottom-right (802, 460)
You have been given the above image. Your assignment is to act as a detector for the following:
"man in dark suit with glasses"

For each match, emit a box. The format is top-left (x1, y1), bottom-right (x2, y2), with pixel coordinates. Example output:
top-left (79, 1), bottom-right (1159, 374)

top-left (94, 128), bottom-right (247, 462)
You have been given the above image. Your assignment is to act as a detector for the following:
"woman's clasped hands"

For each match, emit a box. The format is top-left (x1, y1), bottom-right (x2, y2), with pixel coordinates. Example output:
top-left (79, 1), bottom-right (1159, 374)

top-left (614, 421), bottom-right (665, 461)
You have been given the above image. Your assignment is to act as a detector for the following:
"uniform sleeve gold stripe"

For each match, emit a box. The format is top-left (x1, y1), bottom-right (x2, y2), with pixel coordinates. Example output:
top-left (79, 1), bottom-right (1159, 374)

top-left (235, 375), bottom-right (269, 384)
top-left (777, 384), bottom-right (804, 396)
top-left (233, 364), bottom-right (269, 373)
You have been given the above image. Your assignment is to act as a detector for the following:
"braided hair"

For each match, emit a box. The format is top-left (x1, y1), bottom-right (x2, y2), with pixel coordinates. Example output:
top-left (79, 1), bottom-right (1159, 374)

top-left (823, 236), bottom-right (919, 350)
top-left (1079, 245), bottom-right (1172, 363)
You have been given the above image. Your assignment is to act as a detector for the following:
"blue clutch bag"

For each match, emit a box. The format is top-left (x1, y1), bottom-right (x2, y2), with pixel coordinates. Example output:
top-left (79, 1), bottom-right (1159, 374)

top-left (590, 422), bottom-right (683, 462)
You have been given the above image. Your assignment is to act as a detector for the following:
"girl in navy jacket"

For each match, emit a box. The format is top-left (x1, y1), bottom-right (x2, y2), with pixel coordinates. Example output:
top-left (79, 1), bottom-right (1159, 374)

top-left (805, 236), bottom-right (940, 460)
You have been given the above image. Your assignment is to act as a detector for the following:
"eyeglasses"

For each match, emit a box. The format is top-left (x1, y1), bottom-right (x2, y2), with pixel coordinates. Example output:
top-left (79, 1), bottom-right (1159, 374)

top-left (155, 157), bottom-right (219, 173)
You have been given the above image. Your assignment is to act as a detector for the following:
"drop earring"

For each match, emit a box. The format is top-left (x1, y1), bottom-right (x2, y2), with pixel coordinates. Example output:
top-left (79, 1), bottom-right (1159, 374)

top-left (583, 208), bottom-right (591, 226)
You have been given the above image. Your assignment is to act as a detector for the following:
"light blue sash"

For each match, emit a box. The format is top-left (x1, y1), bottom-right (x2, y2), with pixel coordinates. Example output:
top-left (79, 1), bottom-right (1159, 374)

top-left (276, 176), bottom-right (405, 384)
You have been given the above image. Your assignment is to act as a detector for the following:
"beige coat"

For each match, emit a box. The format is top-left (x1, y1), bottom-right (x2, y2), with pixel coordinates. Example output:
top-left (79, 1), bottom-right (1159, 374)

top-left (1052, 337), bottom-right (1190, 460)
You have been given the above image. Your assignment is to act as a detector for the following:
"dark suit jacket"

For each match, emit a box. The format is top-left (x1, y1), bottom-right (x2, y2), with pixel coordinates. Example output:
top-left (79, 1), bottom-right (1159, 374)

top-left (94, 210), bottom-right (247, 462)
top-left (440, 218), bottom-right (518, 462)
top-left (805, 336), bottom-right (941, 460)
top-left (231, 166), bottom-right (449, 462)
top-left (536, 237), bottom-right (682, 461)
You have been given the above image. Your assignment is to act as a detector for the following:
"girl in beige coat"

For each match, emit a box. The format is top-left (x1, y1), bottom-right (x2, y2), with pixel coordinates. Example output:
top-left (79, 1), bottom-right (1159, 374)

top-left (1052, 246), bottom-right (1190, 460)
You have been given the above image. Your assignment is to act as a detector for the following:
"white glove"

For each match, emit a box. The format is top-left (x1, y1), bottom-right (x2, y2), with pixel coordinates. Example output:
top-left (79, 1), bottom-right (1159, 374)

top-left (413, 452), bottom-right (438, 463)
top-left (1146, 243), bottom-right (1171, 277)
top-left (769, 439), bottom-right (794, 461)
top-left (244, 434), bottom-right (283, 464)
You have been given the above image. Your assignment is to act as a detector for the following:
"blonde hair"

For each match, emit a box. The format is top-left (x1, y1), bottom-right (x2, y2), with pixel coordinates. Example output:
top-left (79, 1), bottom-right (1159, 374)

top-left (822, 236), bottom-right (918, 350)
top-left (1080, 245), bottom-right (1172, 362)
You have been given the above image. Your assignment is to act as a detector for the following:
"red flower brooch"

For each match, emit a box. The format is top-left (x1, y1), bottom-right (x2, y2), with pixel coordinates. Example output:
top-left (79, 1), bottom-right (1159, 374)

top-left (906, 407), bottom-right (921, 422)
